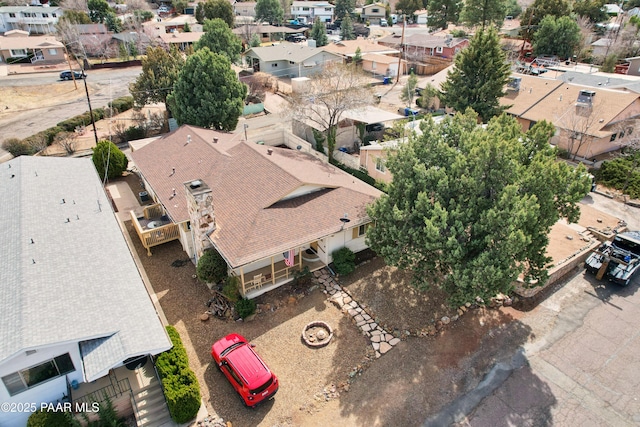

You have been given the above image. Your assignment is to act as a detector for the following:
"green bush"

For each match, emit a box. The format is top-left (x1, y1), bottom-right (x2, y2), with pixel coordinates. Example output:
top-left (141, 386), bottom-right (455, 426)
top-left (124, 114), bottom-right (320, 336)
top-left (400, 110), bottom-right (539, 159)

top-left (222, 276), bottom-right (241, 303)
top-left (598, 156), bottom-right (640, 199)
top-left (329, 159), bottom-right (377, 187)
top-left (235, 298), bottom-right (256, 319)
top-left (27, 408), bottom-right (74, 427)
top-left (197, 249), bottom-right (228, 284)
top-left (2, 137), bottom-right (35, 156)
top-left (124, 126), bottom-right (146, 142)
top-left (332, 247), bottom-right (356, 276)
top-left (57, 108), bottom-right (106, 132)
top-left (156, 326), bottom-right (201, 424)
top-left (92, 140), bottom-right (128, 180)
top-left (108, 96), bottom-right (135, 113)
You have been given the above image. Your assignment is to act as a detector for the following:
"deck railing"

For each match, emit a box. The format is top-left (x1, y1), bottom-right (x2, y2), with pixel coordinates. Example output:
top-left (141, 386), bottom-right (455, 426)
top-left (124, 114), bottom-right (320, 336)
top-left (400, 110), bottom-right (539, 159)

top-left (130, 210), bottom-right (180, 256)
top-left (73, 378), bottom-right (131, 406)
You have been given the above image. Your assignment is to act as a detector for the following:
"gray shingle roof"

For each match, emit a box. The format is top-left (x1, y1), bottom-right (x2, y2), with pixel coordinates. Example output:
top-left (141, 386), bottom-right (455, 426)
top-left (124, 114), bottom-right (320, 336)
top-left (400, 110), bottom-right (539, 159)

top-left (0, 157), bottom-right (170, 381)
top-left (244, 43), bottom-right (341, 63)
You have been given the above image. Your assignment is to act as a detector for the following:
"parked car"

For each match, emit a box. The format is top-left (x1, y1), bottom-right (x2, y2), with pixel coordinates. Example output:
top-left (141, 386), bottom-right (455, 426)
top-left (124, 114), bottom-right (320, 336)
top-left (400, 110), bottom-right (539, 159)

top-left (380, 18), bottom-right (388, 27)
top-left (60, 70), bottom-right (86, 80)
top-left (211, 333), bottom-right (279, 408)
top-left (158, 5), bottom-right (171, 13)
top-left (585, 231), bottom-right (640, 286)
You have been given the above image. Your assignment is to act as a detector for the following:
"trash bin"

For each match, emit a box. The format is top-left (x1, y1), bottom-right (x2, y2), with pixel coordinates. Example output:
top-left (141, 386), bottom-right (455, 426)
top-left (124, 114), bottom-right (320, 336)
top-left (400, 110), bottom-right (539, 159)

top-left (139, 191), bottom-right (149, 202)
top-left (383, 77), bottom-right (390, 85)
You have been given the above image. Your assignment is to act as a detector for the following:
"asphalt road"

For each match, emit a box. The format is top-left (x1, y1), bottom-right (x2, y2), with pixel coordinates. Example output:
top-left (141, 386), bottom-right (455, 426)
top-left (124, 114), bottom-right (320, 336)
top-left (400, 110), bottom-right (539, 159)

top-left (0, 67), bottom-right (141, 142)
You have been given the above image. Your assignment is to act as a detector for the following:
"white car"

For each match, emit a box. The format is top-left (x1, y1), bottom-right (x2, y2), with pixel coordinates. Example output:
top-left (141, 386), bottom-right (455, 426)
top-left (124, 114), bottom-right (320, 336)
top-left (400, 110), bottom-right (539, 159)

top-left (158, 5), bottom-right (170, 13)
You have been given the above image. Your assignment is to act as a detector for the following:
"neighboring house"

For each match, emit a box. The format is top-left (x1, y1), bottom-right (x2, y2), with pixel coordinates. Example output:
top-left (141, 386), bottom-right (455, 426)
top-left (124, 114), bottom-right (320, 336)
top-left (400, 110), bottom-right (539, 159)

top-left (626, 56), bottom-right (640, 77)
top-left (629, 7), bottom-right (640, 17)
top-left (234, 1), bottom-right (257, 18)
top-left (414, 9), bottom-right (429, 25)
top-left (378, 33), bottom-right (469, 61)
top-left (233, 24), bottom-right (300, 44)
top-left (0, 29), bottom-right (64, 64)
top-left (604, 3), bottom-right (623, 15)
top-left (0, 5), bottom-right (62, 34)
top-left (129, 125), bottom-right (382, 299)
top-left (290, 1), bottom-right (334, 24)
top-left (76, 24), bottom-right (113, 59)
top-left (362, 3), bottom-right (386, 25)
top-left (293, 105), bottom-right (405, 154)
top-left (243, 43), bottom-right (342, 77)
top-left (361, 52), bottom-right (407, 77)
top-left (0, 157), bottom-right (172, 427)
top-left (591, 37), bottom-right (614, 58)
top-left (321, 38), bottom-right (400, 59)
top-left (158, 30), bottom-right (203, 51)
top-left (500, 73), bottom-right (640, 159)
top-left (111, 31), bottom-right (152, 56)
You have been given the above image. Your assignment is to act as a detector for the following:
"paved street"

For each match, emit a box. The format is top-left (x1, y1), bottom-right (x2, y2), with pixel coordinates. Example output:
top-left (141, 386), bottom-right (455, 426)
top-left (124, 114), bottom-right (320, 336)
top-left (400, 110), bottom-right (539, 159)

top-left (429, 196), bottom-right (640, 427)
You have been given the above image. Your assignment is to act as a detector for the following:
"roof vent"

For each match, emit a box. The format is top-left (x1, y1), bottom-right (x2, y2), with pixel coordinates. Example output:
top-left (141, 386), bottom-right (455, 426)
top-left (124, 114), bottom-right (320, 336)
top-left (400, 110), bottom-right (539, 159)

top-left (213, 137), bottom-right (218, 143)
top-left (507, 76), bottom-right (521, 91)
top-left (577, 90), bottom-right (595, 106)
top-left (190, 180), bottom-right (202, 189)
top-left (267, 148), bottom-right (273, 155)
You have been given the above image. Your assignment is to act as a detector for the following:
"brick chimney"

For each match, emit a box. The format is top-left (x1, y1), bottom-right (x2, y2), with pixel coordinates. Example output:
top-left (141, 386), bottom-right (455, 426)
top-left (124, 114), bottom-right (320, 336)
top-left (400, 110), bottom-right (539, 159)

top-left (184, 179), bottom-right (216, 259)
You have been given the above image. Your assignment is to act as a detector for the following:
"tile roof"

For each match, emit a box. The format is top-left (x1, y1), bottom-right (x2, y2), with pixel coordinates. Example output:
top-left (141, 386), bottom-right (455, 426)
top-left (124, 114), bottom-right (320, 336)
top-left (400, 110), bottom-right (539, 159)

top-left (0, 157), bottom-right (171, 380)
top-left (130, 125), bottom-right (382, 267)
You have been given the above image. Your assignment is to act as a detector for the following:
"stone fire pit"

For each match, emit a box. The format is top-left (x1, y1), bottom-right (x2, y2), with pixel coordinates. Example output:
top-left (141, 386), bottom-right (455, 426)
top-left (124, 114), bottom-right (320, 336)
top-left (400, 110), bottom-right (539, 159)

top-left (302, 321), bottom-right (333, 348)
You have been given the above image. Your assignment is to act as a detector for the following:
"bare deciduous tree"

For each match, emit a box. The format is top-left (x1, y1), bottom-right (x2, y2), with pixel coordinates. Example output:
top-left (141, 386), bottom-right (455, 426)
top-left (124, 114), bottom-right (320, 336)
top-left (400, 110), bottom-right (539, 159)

top-left (59, 0), bottom-right (90, 12)
top-left (576, 16), bottom-right (595, 61)
top-left (288, 62), bottom-right (373, 160)
top-left (554, 99), bottom-right (604, 161)
top-left (55, 132), bottom-right (79, 155)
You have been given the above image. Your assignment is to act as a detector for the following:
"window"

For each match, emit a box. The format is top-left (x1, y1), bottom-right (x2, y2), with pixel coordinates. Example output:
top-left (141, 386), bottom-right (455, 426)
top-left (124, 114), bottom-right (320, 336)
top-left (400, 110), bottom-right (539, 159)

top-left (42, 13), bottom-right (49, 17)
top-left (52, 13), bottom-right (57, 17)
top-left (325, 7), bottom-right (331, 11)
top-left (372, 8), bottom-right (379, 13)
top-left (10, 49), bottom-right (27, 57)
top-left (436, 46), bottom-right (443, 53)
top-left (375, 157), bottom-right (386, 172)
top-left (610, 133), bottom-right (617, 142)
top-left (289, 61), bottom-right (294, 64)
top-left (628, 127), bottom-right (634, 135)
top-left (358, 224), bottom-right (366, 236)
top-left (271, 63), bottom-right (278, 67)
top-left (619, 130), bottom-right (625, 138)
top-left (2, 354), bottom-right (75, 396)
top-left (303, 7), bottom-right (309, 10)
top-left (48, 48), bottom-right (57, 55)
top-left (9, 12), bottom-right (15, 17)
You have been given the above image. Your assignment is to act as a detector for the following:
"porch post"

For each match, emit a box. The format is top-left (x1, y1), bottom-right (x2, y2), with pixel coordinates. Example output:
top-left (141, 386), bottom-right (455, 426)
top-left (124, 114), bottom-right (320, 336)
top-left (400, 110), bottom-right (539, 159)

top-left (271, 256), bottom-right (275, 285)
top-left (240, 267), bottom-right (246, 296)
top-left (298, 246), bottom-right (302, 269)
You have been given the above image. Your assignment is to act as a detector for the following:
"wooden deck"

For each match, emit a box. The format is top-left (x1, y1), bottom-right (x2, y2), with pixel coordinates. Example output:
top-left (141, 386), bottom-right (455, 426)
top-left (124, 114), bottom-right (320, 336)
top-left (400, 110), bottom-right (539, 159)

top-left (129, 205), bottom-right (180, 256)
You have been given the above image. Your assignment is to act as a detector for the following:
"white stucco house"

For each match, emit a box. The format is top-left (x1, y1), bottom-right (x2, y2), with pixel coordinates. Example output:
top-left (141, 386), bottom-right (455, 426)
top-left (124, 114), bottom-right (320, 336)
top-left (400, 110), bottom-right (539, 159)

top-left (290, 1), bottom-right (335, 23)
top-left (0, 157), bottom-right (171, 426)
top-left (0, 5), bottom-right (63, 34)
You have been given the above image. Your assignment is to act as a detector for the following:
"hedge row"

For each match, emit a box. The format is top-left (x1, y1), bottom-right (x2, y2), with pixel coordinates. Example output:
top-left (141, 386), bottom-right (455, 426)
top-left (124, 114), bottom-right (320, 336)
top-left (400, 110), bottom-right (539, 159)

top-left (156, 326), bottom-right (201, 424)
top-left (329, 158), bottom-right (387, 191)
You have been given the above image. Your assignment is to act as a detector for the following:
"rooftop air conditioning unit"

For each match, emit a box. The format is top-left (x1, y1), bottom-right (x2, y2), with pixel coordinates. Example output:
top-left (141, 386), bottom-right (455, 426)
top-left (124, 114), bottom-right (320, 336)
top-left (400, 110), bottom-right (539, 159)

top-left (576, 90), bottom-right (596, 106)
top-left (507, 76), bottom-right (521, 91)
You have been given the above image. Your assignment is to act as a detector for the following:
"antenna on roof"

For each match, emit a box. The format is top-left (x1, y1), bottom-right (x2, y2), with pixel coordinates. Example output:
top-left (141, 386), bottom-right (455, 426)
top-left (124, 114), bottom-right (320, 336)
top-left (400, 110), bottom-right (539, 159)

top-left (185, 135), bottom-right (192, 146)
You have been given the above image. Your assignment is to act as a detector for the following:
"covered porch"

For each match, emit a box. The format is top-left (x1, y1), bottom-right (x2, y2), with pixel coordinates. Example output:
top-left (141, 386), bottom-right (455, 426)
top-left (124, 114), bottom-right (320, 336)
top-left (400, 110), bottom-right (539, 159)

top-left (130, 204), bottom-right (181, 256)
top-left (70, 356), bottom-right (161, 424)
top-left (236, 248), bottom-right (326, 299)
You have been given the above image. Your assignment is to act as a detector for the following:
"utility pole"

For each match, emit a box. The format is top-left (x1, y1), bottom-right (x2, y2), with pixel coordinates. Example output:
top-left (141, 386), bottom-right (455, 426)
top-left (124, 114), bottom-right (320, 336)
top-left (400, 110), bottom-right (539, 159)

top-left (395, 17), bottom-right (406, 83)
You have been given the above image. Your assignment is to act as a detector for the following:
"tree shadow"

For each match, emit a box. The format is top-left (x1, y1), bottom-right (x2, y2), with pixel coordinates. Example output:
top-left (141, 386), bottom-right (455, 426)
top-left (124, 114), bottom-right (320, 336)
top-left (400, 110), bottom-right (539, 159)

top-left (325, 299), bottom-right (543, 426)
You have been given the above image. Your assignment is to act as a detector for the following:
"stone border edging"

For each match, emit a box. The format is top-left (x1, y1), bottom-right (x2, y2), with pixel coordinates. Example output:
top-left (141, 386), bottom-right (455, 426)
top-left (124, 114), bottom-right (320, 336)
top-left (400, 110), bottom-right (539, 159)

top-left (313, 269), bottom-right (400, 357)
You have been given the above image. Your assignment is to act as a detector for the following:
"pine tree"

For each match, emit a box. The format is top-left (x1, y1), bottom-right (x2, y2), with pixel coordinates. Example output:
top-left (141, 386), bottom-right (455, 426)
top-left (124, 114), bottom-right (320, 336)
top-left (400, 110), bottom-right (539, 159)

top-left (340, 14), bottom-right (355, 40)
top-left (440, 26), bottom-right (510, 122)
top-left (310, 17), bottom-right (329, 46)
top-left (366, 111), bottom-right (592, 307)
